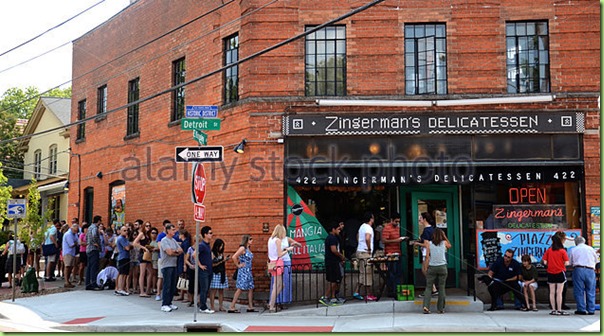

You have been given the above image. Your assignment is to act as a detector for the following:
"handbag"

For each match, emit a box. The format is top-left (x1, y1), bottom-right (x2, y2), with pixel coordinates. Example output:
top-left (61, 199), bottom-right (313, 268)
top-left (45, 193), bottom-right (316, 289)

top-left (142, 246), bottom-right (152, 262)
top-left (232, 268), bottom-right (239, 281)
top-left (176, 274), bottom-right (189, 291)
top-left (41, 243), bottom-right (58, 257)
top-left (267, 260), bottom-right (277, 273)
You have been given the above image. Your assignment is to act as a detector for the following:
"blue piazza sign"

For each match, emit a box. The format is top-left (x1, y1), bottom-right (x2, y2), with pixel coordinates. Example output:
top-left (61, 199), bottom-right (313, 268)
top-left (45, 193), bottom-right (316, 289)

top-left (186, 105), bottom-right (218, 118)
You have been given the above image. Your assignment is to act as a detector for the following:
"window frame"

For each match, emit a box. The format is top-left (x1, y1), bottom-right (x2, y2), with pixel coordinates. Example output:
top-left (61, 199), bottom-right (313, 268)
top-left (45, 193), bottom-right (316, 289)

top-left (304, 25), bottom-right (347, 97)
top-left (126, 77), bottom-right (140, 137)
top-left (223, 34), bottom-right (239, 104)
top-left (171, 57), bottom-right (186, 122)
top-left (404, 23), bottom-right (448, 95)
top-left (33, 149), bottom-right (42, 180)
top-left (97, 84), bottom-right (107, 117)
top-left (76, 99), bottom-right (86, 141)
top-left (506, 21), bottom-right (550, 93)
top-left (48, 144), bottom-right (58, 175)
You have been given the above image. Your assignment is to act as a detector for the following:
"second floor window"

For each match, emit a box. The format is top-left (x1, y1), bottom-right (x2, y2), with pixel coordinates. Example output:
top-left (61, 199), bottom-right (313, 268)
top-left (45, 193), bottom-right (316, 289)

top-left (127, 78), bottom-right (140, 136)
top-left (224, 34), bottom-right (239, 104)
top-left (171, 58), bottom-right (186, 121)
top-left (34, 150), bottom-right (41, 180)
top-left (48, 144), bottom-right (57, 175)
top-left (77, 99), bottom-right (86, 140)
top-left (305, 26), bottom-right (346, 96)
top-left (506, 21), bottom-right (550, 93)
top-left (97, 85), bottom-right (107, 115)
top-left (405, 23), bottom-right (447, 95)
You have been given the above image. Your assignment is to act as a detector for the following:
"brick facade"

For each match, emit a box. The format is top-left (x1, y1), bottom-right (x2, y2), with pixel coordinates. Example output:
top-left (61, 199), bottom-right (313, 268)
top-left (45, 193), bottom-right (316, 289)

top-left (69, 0), bottom-right (600, 292)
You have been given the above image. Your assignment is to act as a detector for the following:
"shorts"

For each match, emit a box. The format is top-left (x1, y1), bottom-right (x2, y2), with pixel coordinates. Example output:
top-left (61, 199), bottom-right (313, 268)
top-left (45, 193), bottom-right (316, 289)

top-left (118, 258), bottom-right (130, 275)
top-left (157, 259), bottom-right (164, 278)
top-left (5, 255), bottom-right (22, 274)
top-left (78, 252), bottom-right (87, 266)
top-left (326, 262), bottom-right (343, 283)
top-left (269, 258), bottom-right (284, 276)
top-left (356, 251), bottom-right (373, 287)
top-left (63, 254), bottom-right (76, 267)
top-left (519, 281), bottom-right (538, 290)
top-left (46, 254), bottom-right (57, 263)
top-left (547, 271), bottom-right (566, 284)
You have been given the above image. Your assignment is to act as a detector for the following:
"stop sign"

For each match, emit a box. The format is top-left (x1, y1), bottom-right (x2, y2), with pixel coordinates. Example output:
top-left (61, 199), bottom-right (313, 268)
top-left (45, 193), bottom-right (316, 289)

top-left (191, 163), bottom-right (207, 204)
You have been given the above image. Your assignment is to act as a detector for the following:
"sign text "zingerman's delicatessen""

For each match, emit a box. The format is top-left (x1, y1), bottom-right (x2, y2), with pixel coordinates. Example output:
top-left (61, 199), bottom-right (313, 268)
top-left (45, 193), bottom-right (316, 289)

top-left (283, 112), bottom-right (584, 136)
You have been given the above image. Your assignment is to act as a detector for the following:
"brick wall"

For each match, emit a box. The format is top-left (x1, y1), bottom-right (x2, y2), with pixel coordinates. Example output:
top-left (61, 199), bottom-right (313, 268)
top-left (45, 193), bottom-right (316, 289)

top-left (68, 0), bottom-right (600, 292)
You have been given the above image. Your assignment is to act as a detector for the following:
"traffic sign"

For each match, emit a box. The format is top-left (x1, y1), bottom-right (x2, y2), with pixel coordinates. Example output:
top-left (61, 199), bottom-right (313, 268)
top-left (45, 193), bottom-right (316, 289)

top-left (7, 199), bottom-right (26, 219)
top-left (181, 118), bottom-right (221, 131)
top-left (191, 163), bottom-right (207, 204)
top-left (193, 130), bottom-right (208, 145)
top-left (186, 105), bottom-right (218, 118)
top-left (175, 146), bottom-right (223, 162)
top-left (194, 203), bottom-right (206, 222)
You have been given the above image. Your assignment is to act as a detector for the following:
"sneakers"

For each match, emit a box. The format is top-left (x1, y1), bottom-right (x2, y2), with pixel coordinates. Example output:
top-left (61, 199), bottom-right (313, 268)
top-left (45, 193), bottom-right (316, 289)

top-left (329, 298), bottom-right (341, 306)
top-left (353, 293), bottom-right (364, 300)
top-left (114, 290), bottom-right (130, 296)
top-left (319, 296), bottom-right (329, 306)
top-left (155, 295), bottom-right (161, 301)
top-left (160, 305), bottom-right (172, 312)
top-left (336, 297), bottom-right (347, 304)
top-left (320, 297), bottom-right (343, 306)
top-left (366, 295), bottom-right (378, 301)
top-left (169, 305), bottom-right (178, 311)
top-left (200, 308), bottom-right (215, 314)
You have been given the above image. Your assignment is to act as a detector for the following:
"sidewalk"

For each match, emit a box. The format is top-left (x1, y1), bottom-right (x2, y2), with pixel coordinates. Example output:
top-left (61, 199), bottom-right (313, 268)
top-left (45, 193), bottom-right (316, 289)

top-left (0, 288), bottom-right (600, 332)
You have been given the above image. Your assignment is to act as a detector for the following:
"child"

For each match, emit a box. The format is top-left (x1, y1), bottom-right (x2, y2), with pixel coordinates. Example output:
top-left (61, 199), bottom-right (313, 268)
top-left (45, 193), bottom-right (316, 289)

top-left (519, 254), bottom-right (539, 311)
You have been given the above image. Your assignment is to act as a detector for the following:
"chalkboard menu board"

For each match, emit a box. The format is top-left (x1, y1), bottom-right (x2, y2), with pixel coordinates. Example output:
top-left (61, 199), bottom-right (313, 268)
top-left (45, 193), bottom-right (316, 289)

top-left (476, 229), bottom-right (580, 269)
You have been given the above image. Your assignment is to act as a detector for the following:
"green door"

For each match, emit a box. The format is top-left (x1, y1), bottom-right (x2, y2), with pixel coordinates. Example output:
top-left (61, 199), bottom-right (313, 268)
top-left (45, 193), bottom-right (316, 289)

top-left (409, 189), bottom-right (460, 287)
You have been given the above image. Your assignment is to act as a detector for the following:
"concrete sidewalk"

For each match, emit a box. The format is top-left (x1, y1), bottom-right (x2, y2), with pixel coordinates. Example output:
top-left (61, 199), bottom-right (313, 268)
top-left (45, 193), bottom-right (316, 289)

top-left (0, 289), bottom-right (600, 332)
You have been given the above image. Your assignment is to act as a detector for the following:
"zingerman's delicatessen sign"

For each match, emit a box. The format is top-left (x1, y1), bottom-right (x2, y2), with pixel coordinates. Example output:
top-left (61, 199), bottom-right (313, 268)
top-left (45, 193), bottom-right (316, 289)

top-left (283, 111), bottom-right (584, 186)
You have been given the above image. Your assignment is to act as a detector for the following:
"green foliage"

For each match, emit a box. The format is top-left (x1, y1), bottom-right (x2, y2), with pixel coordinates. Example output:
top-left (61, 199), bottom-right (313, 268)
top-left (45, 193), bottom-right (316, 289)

top-left (23, 179), bottom-right (52, 249)
top-left (0, 162), bottom-right (13, 223)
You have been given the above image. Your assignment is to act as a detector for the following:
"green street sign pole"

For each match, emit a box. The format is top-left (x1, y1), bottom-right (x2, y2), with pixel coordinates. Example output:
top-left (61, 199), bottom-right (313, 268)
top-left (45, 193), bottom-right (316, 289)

top-left (181, 118), bottom-right (221, 131)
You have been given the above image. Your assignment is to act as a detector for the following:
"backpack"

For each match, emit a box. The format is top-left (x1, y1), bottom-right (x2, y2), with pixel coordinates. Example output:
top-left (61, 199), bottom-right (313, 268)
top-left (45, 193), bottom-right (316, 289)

top-left (16, 240), bottom-right (25, 254)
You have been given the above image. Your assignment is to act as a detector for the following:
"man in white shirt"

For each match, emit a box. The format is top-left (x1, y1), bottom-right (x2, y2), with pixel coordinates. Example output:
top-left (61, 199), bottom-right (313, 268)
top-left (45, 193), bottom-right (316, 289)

top-left (353, 212), bottom-right (376, 301)
top-left (569, 236), bottom-right (598, 315)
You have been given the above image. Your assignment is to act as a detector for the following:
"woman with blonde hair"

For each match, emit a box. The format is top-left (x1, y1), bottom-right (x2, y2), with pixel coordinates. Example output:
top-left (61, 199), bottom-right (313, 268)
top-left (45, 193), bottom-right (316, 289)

top-left (227, 234), bottom-right (256, 313)
top-left (267, 225), bottom-right (295, 313)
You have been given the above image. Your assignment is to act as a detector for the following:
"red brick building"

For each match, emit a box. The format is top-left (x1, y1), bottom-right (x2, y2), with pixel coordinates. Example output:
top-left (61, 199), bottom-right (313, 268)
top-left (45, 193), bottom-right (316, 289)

top-left (69, 0), bottom-right (600, 292)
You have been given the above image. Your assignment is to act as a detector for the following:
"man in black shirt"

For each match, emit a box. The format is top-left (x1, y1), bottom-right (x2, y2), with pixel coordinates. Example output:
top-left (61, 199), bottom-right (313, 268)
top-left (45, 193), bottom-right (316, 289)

top-left (320, 222), bottom-right (346, 306)
top-left (486, 249), bottom-right (523, 311)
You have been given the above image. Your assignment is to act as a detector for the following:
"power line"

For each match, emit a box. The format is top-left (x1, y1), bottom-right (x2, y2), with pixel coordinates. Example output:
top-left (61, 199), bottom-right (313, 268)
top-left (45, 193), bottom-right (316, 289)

top-left (0, 0), bottom-right (106, 58)
top-left (0, 0), bottom-right (386, 146)
top-left (0, 0), bottom-right (237, 114)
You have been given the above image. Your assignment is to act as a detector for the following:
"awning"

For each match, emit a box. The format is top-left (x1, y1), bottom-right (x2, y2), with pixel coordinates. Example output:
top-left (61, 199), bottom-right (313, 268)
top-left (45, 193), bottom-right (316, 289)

top-left (37, 181), bottom-right (67, 193)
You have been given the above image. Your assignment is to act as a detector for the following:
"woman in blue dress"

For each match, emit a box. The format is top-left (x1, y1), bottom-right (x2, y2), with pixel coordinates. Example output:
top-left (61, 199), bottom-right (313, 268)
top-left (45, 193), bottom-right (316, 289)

top-left (227, 234), bottom-right (257, 313)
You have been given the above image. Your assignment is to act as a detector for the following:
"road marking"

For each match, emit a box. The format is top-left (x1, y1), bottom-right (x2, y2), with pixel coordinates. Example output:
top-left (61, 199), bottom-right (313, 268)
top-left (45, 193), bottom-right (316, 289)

top-left (244, 325), bottom-right (333, 332)
top-left (63, 317), bottom-right (104, 324)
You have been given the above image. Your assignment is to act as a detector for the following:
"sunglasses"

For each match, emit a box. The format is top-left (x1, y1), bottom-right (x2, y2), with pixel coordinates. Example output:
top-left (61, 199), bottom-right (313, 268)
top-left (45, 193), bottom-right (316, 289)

top-left (151, 232), bottom-right (158, 234)
top-left (145, 225), bottom-right (151, 227)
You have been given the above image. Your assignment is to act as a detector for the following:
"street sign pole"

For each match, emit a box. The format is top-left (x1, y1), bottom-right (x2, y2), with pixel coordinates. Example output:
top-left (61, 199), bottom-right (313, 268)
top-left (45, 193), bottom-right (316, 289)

top-left (12, 218), bottom-right (17, 302)
top-left (193, 219), bottom-right (199, 322)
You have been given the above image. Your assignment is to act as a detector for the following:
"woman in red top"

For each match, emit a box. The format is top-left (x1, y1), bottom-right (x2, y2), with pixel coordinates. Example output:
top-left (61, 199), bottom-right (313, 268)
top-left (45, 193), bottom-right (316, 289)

top-left (542, 232), bottom-right (570, 316)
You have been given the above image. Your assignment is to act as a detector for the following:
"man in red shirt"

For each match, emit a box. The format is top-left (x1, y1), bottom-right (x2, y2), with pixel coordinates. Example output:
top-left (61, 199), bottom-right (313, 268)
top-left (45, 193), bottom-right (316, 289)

top-left (381, 213), bottom-right (408, 297)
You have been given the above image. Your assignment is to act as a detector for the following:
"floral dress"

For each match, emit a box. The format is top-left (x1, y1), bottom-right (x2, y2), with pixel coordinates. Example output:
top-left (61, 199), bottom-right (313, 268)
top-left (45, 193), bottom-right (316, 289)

top-left (235, 248), bottom-right (254, 290)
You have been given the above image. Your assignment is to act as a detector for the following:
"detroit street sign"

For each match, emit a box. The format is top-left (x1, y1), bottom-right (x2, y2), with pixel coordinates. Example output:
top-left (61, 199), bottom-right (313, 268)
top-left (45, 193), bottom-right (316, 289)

top-left (193, 130), bottom-right (208, 145)
top-left (181, 118), bottom-right (221, 131)
top-left (186, 105), bottom-right (218, 118)
top-left (175, 146), bottom-right (223, 162)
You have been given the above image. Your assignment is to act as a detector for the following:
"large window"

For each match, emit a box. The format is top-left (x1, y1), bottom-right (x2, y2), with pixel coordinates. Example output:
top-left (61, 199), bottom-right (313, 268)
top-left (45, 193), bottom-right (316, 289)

top-left (97, 85), bottom-right (107, 116)
top-left (305, 26), bottom-right (346, 96)
top-left (506, 21), bottom-right (550, 93)
top-left (224, 34), bottom-right (239, 104)
top-left (33, 150), bottom-right (42, 180)
top-left (404, 23), bottom-right (447, 95)
top-left (48, 144), bottom-right (57, 175)
top-left (127, 78), bottom-right (140, 136)
top-left (171, 58), bottom-right (186, 121)
top-left (77, 100), bottom-right (86, 140)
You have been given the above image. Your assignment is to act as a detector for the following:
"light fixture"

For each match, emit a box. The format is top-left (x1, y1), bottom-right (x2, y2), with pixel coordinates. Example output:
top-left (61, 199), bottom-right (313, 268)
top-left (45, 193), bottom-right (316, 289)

top-left (63, 181), bottom-right (70, 191)
top-left (234, 139), bottom-right (246, 154)
top-left (96, 171), bottom-right (103, 179)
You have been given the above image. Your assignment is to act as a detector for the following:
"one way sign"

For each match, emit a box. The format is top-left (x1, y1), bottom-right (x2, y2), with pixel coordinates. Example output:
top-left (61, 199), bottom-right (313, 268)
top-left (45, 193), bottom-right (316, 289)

top-left (175, 146), bottom-right (224, 162)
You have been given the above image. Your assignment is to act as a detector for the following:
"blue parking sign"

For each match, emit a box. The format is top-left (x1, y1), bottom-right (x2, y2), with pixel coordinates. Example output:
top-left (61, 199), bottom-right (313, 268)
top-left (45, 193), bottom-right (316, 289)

top-left (7, 199), bottom-right (27, 219)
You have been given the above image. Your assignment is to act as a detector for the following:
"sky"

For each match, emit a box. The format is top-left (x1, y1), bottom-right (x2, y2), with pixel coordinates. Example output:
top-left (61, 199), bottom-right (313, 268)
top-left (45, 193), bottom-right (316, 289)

top-left (0, 0), bottom-right (131, 96)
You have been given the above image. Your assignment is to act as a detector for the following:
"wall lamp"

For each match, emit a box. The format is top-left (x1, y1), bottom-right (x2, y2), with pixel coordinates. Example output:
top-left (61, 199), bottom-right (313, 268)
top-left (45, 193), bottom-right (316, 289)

top-left (234, 139), bottom-right (247, 154)
top-left (96, 171), bottom-right (103, 179)
top-left (63, 181), bottom-right (69, 191)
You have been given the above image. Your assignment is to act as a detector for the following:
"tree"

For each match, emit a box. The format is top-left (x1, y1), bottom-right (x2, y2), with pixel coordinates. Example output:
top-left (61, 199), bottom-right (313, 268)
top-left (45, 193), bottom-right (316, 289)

top-left (0, 86), bottom-right (71, 179)
top-left (0, 162), bottom-right (13, 227)
top-left (22, 179), bottom-right (53, 274)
